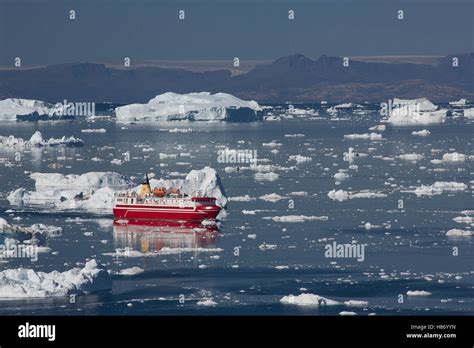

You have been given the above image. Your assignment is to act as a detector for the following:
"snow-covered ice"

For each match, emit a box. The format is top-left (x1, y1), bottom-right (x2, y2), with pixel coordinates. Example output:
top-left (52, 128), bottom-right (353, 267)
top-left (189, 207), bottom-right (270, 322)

top-left (115, 92), bottom-right (262, 122)
top-left (280, 293), bottom-right (340, 306)
top-left (0, 131), bottom-right (83, 147)
top-left (0, 260), bottom-right (111, 298)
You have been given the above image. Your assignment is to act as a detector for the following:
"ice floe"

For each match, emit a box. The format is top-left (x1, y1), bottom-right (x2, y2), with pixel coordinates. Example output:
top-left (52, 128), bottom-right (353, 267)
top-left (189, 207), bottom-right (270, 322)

top-left (404, 182), bottom-right (467, 196)
top-left (344, 133), bottom-right (383, 140)
top-left (406, 290), bottom-right (432, 296)
top-left (268, 215), bottom-right (328, 223)
top-left (0, 259), bottom-right (111, 298)
top-left (0, 131), bottom-right (83, 147)
top-left (445, 229), bottom-right (473, 237)
top-left (280, 293), bottom-right (340, 306)
top-left (328, 189), bottom-right (387, 202)
top-left (117, 267), bottom-right (145, 275)
top-left (411, 129), bottom-right (431, 136)
top-left (115, 92), bottom-right (262, 122)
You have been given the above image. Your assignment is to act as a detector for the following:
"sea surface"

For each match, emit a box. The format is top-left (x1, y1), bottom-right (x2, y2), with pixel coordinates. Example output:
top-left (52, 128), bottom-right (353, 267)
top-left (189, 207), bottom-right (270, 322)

top-left (0, 103), bottom-right (473, 315)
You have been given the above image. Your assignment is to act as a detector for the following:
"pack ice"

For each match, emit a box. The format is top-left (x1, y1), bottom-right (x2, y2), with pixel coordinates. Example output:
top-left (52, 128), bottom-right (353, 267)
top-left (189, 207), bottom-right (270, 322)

top-left (7, 167), bottom-right (227, 214)
top-left (387, 98), bottom-right (447, 125)
top-left (0, 260), bottom-right (111, 298)
top-left (0, 98), bottom-right (66, 121)
top-left (115, 92), bottom-right (262, 122)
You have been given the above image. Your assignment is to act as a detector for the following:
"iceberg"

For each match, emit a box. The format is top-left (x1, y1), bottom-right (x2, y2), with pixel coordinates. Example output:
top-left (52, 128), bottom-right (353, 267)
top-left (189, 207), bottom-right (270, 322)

top-left (449, 98), bottom-right (467, 106)
top-left (387, 98), bottom-right (447, 125)
top-left (115, 92), bottom-right (262, 122)
top-left (0, 259), bottom-right (111, 298)
top-left (0, 131), bottom-right (83, 147)
top-left (464, 108), bottom-right (474, 119)
top-left (0, 98), bottom-right (68, 121)
top-left (7, 167), bottom-right (227, 214)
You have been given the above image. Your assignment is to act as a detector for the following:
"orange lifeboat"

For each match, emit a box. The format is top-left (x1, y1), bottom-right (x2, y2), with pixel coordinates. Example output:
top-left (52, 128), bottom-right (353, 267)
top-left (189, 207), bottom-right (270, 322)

top-left (153, 187), bottom-right (167, 197)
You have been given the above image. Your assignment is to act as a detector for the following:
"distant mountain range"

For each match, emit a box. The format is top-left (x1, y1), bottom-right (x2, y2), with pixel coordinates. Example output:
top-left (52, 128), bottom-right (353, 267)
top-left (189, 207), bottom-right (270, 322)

top-left (1, 53), bottom-right (472, 103)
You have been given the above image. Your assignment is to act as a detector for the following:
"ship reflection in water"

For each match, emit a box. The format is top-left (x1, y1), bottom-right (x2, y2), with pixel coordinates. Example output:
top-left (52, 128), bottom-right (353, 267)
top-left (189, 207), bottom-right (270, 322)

top-left (113, 219), bottom-right (219, 253)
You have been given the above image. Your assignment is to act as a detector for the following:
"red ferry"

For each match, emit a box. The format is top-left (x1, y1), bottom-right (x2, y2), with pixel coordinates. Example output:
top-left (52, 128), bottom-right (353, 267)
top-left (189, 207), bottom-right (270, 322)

top-left (113, 174), bottom-right (221, 222)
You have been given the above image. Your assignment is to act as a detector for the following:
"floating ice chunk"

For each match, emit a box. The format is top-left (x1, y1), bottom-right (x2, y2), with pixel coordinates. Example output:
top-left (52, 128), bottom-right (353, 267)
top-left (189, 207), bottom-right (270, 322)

top-left (254, 172), bottom-right (279, 181)
top-left (159, 153), bottom-right (178, 160)
top-left (441, 152), bottom-right (466, 163)
top-left (197, 299), bottom-right (217, 306)
top-left (463, 108), bottom-right (474, 119)
top-left (411, 129), bottom-right (431, 136)
top-left (0, 131), bottom-right (83, 147)
top-left (392, 98), bottom-right (438, 112)
top-left (259, 243), bottom-right (277, 250)
top-left (0, 259), bottom-right (111, 298)
top-left (115, 92), bottom-right (262, 122)
top-left (405, 182), bottom-right (467, 196)
top-left (398, 153), bottom-right (424, 161)
top-left (284, 134), bottom-right (305, 138)
top-left (270, 215), bottom-right (328, 223)
top-left (262, 141), bottom-right (282, 148)
top-left (229, 195), bottom-right (255, 202)
top-left (449, 98), bottom-right (467, 106)
top-left (446, 229), bottom-right (473, 237)
top-left (259, 193), bottom-right (286, 202)
top-left (406, 290), bottom-right (432, 296)
top-left (334, 172), bottom-right (350, 180)
top-left (452, 216), bottom-right (473, 224)
top-left (344, 133), bottom-right (383, 140)
top-left (168, 128), bottom-right (194, 133)
top-left (339, 311), bottom-right (357, 316)
top-left (328, 189), bottom-right (387, 201)
top-left (344, 300), bottom-right (368, 307)
top-left (117, 267), bottom-right (145, 275)
top-left (81, 128), bottom-right (106, 133)
top-left (289, 155), bottom-right (312, 163)
top-left (369, 125), bottom-right (386, 131)
top-left (388, 110), bottom-right (446, 125)
top-left (280, 293), bottom-right (340, 306)
top-left (289, 191), bottom-right (308, 196)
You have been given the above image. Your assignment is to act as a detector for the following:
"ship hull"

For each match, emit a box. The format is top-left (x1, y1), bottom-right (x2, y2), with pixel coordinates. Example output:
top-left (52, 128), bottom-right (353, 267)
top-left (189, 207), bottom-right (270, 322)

top-left (113, 204), bottom-right (221, 222)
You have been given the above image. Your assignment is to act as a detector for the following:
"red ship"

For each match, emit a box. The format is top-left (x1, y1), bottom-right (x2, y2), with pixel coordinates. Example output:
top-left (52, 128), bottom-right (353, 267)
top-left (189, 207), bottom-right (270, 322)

top-left (113, 174), bottom-right (221, 222)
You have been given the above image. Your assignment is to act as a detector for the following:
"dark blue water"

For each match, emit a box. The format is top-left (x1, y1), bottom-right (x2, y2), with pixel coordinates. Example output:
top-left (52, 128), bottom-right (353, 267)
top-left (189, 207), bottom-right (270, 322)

top-left (0, 104), bottom-right (472, 315)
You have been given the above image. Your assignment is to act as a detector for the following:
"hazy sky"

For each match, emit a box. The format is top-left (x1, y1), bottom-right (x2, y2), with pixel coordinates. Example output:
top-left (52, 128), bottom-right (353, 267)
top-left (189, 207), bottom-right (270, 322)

top-left (1, 0), bottom-right (473, 66)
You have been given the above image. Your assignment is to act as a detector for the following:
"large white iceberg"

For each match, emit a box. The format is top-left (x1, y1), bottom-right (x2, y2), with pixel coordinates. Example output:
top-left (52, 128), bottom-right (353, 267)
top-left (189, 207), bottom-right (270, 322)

top-left (115, 92), bottom-right (262, 122)
top-left (0, 259), bottom-right (111, 298)
top-left (7, 167), bottom-right (227, 214)
top-left (0, 131), bottom-right (83, 147)
top-left (387, 98), bottom-right (446, 125)
top-left (0, 98), bottom-right (66, 121)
